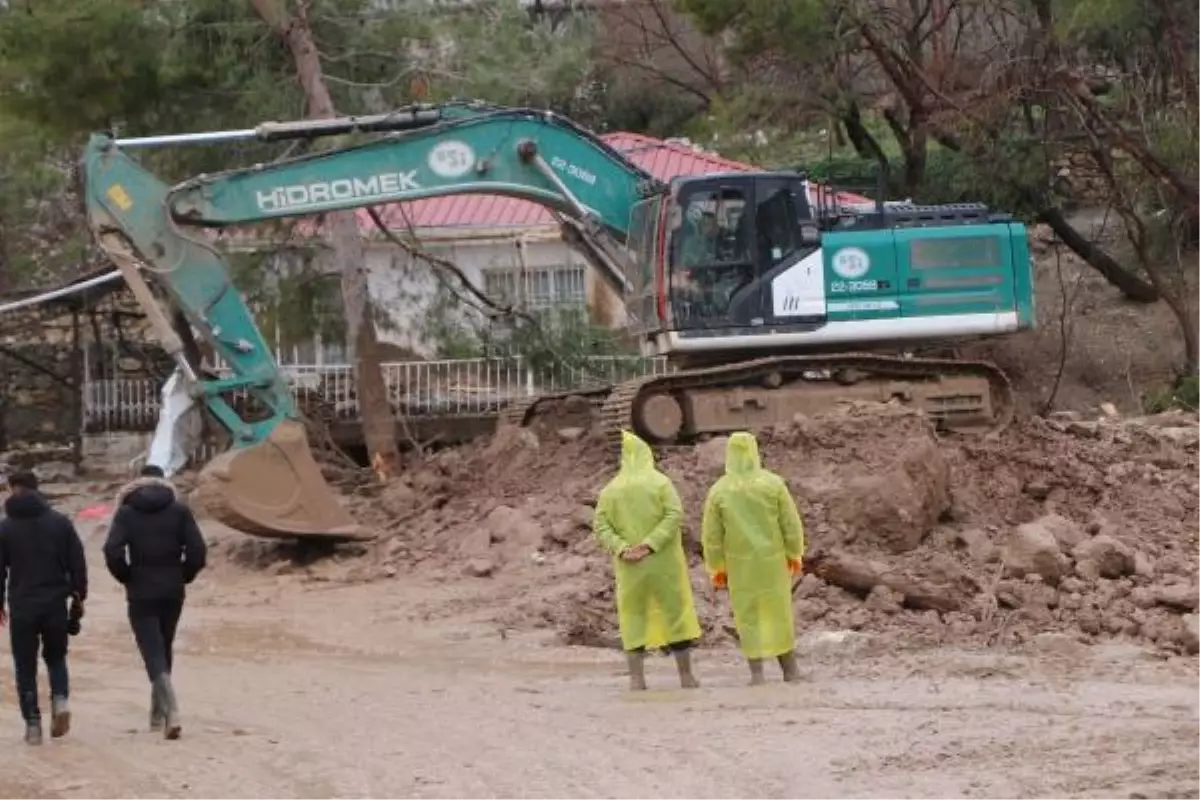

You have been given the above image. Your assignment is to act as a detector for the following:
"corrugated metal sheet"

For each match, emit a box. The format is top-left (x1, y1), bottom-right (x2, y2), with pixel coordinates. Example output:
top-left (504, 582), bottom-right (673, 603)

top-left (283, 131), bottom-right (872, 237)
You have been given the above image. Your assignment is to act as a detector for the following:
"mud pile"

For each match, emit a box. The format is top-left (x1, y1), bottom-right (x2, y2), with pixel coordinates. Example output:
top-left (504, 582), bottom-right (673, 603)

top-left (214, 400), bottom-right (1200, 655)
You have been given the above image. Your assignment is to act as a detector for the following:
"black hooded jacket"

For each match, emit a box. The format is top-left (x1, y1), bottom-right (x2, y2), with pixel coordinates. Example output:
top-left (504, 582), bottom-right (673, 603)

top-left (0, 492), bottom-right (88, 616)
top-left (103, 478), bottom-right (207, 602)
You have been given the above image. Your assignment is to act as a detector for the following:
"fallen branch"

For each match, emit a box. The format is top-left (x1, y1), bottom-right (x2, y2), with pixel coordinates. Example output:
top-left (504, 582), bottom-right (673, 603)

top-left (806, 548), bottom-right (973, 614)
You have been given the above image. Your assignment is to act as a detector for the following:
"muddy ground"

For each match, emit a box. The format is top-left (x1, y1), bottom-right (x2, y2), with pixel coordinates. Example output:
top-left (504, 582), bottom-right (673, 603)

top-left (3, 403), bottom-right (1199, 798)
top-left (0, 508), bottom-right (1196, 799)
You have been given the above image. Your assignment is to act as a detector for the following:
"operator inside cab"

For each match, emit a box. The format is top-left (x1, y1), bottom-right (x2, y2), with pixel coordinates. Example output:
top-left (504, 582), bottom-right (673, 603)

top-left (671, 199), bottom-right (752, 324)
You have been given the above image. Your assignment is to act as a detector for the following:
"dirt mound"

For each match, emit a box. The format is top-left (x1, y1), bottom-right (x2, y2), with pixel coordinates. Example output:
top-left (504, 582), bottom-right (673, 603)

top-left (201, 401), bottom-right (1200, 656)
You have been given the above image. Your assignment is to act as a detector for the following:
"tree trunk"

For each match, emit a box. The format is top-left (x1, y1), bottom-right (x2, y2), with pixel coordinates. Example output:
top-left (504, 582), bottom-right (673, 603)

top-left (250, 0), bottom-right (401, 481)
top-left (1034, 206), bottom-right (1160, 303)
top-left (805, 548), bottom-right (975, 614)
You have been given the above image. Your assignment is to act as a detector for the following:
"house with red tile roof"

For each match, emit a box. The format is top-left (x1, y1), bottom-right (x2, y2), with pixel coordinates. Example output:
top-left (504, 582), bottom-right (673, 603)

top-left (249, 132), bottom-right (870, 362)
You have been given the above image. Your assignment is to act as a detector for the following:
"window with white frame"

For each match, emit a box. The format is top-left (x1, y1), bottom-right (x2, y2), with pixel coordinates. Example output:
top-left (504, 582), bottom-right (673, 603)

top-left (484, 265), bottom-right (586, 311)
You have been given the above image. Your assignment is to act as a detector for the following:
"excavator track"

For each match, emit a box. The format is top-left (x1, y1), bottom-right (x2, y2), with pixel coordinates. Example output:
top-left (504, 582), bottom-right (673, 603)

top-left (591, 353), bottom-right (1014, 448)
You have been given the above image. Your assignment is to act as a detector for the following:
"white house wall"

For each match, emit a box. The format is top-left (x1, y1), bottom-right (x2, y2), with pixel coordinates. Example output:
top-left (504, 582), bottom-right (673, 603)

top-left (243, 229), bottom-right (627, 361)
top-left (363, 234), bottom-right (599, 357)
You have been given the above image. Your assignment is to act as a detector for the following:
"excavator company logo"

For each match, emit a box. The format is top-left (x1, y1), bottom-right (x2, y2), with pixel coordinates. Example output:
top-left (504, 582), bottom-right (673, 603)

top-left (255, 172), bottom-right (422, 212)
top-left (427, 140), bottom-right (476, 179)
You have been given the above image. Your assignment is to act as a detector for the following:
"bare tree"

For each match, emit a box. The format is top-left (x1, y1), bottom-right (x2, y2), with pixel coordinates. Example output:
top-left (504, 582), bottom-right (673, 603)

top-left (250, 0), bottom-right (401, 481)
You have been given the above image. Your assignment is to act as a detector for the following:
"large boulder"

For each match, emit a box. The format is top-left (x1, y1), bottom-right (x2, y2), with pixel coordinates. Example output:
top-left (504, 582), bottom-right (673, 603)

top-left (484, 504), bottom-right (547, 551)
top-left (1073, 534), bottom-right (1136, 580)
top-left (1002, 517), bottom-right (1067, 584)
top-left (1035, 513), bottom-right (1087, 550)
top-left (825, 437), bottom-right (951, 554)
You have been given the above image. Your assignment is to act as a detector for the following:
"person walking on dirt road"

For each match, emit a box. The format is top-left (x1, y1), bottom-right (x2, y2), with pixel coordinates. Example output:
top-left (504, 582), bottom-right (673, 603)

top-left (593, 431), bottom-right (702, 691)
top-left (103, 464), bottom-right (207, 740)
top-left (0, 469), bottom-right (88, 744)
top-left (701, 432), bottom-right (806, 685)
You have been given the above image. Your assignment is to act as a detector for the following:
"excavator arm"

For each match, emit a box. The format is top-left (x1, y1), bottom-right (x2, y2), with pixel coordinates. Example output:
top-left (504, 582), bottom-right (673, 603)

top-left (82, 103), bottom-right (662, 539)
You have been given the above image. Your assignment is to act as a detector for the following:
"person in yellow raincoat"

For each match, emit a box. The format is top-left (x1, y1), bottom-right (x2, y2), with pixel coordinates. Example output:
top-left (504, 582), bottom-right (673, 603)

top-left (701, 431), bottom-right (806, 685)
top-left (593, 431), bottom-right (702, 691)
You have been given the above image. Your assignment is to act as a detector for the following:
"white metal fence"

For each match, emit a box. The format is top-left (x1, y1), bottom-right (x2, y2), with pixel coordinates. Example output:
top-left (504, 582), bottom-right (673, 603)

top-left (82, 355), bottom-right (672, 432)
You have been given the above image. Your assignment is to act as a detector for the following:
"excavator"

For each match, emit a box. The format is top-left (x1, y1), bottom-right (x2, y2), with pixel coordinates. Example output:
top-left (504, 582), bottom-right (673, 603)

top-left (81, 101), bottom-right (1035, 540)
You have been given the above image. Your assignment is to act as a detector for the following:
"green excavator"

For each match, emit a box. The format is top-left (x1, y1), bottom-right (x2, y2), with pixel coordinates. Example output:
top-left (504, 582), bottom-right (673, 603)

top-left (81, 101), bottom-right (1035, 540)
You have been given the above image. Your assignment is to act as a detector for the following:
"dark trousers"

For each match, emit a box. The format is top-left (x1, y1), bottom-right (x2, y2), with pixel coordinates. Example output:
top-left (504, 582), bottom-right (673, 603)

top-left (9, 605), bottom-right (70, 723)
top-left (128, 598), bottom-right (184, 683)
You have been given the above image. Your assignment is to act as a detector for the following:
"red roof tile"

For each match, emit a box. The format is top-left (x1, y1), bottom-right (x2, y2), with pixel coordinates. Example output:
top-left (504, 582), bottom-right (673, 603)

top-left (282, 131), bottom-right (872, 237)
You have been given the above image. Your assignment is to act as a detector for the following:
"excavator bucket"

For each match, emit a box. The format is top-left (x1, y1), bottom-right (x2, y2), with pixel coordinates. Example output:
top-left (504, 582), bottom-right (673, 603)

top-left (195, 419), bottom-right (372, 541)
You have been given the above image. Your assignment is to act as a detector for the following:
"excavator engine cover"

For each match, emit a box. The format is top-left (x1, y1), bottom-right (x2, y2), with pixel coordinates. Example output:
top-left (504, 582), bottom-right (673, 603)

top-left (196, 419), bottom-right (370, 540)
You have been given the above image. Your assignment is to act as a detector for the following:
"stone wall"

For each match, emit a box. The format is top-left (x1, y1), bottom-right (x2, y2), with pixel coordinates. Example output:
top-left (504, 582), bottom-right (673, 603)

top-left (1053, 146), bottom-right (1115, 208)
top-left (0, 283), bottom-right (170, 465)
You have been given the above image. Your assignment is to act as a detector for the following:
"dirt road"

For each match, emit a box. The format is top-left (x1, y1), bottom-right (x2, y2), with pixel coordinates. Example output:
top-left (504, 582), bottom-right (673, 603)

top-left (1, 509), bottom-right (1196, 800)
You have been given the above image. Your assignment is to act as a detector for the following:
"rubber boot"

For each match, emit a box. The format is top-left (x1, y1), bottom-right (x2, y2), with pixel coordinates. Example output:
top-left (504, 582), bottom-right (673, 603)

top-left (149, 686), bottom-right (165, 732)
top-left (778, 650), bottom-right (801, 683)
top-left (673, 649), bottom-right (699, 689)
top-left (626, 652), bottom-right (647, 692)
top-left (748, 658), bottom-right (766, 686)
top-left (49, 695), bottom-right (71, 738)
top-left (154, 674), bottom-right (182, 740)
top-left (24, 721), bottom-right (43, 745)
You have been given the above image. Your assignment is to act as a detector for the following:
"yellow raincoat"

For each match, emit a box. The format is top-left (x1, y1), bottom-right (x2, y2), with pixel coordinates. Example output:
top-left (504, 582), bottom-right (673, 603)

top-left (701, 432), bottom-right (806, 659)
top-left (593, 432), bottom-right (701, 652)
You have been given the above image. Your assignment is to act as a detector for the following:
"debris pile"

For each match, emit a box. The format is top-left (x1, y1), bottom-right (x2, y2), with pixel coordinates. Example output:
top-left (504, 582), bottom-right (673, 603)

top-left (209, 400), bottom-right (1200, 655)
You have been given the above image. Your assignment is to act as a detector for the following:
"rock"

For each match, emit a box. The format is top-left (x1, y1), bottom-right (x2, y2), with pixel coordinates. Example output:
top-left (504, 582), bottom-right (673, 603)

top-left (1073, 535), bottom-right (1135, 579)
top-left (463, 558), bottom-right (496, 578)
top-left (380, 481), bottom-right (418, 515)
top-left (1023, 479), bottom-right (1052, 501)
top-left (484, 505), bottom-right (546, 549)
top-left (825, 437), bottom-right (951, 554)
top-left (794, 573), bottom-right (824, 598)
top-left (381, 565), bottom-right (398, 578)
top-left (1154, 584), bottom-right (1199, 612)
top-left (1099, 402), bottom-right (1119, 418)
top-left (863, 585), bottom-right (903, 614)
top-left (557, 427), bottom-right (586, 443)
top-left (1133, 552), bottom-right (1156, 580)
top-left (1061, 576), bottom-right (1087, 593)
top-left (1179, 614), bottom-right (1199, 654)
top-left (411, 469), bottom-right (446, 495)
top-left (456, 528), bottom-right (492, 559)
top-left (1077, 607), bottom-right (1103, 635)
top-left (1035, 513), bottom-right (1087, 550)
top-left (547, 519), bottom-right (574, 546)
top-left (1129, 587), bottom-right (1157, 609)
top-left (1003, 518), bottom-right (1067, 584)
top-left (794, 598), bottom-right (829, 622)
top-left (953, 528), bottom-right (997, 564)
top-left (557, 556), bottom-right (589, 577)
top-left (694, 437), bottom-right (729, 473)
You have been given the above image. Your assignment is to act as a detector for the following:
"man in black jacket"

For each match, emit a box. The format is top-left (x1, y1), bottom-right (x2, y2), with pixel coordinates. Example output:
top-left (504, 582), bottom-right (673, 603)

top-left (0, 470), bottom-right (88, 745)
top-left (103, 464), bottom-right (207, 740)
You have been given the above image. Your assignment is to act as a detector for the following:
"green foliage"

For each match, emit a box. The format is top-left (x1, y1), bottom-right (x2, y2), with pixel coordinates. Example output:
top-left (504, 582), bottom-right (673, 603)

top-left (0, 115), bottom-right (84, 286)
top-left (1055, 0), bottom-right (1171, 58)
top-left (229, 247), bottom-right (346, 351)
top-left (1144, 375), bottom-right (1199, 413)
top-left (800, 141), bottom-right (1055, 217)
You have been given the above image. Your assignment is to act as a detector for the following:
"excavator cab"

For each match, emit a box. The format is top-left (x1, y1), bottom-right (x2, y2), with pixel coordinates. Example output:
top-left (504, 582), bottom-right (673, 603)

top-left (625, 173), bottom-right (822, 342)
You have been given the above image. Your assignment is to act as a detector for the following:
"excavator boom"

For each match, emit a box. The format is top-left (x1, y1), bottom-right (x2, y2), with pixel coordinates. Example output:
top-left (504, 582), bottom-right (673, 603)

top-left (81, 103), bottom-right (661, 540)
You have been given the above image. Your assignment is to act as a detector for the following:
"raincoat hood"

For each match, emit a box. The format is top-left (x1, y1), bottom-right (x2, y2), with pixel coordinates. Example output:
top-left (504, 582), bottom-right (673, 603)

top-left (724, 432), bottom-right (762, 475)
top-left (619, 431), bottom-right (656, 474)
